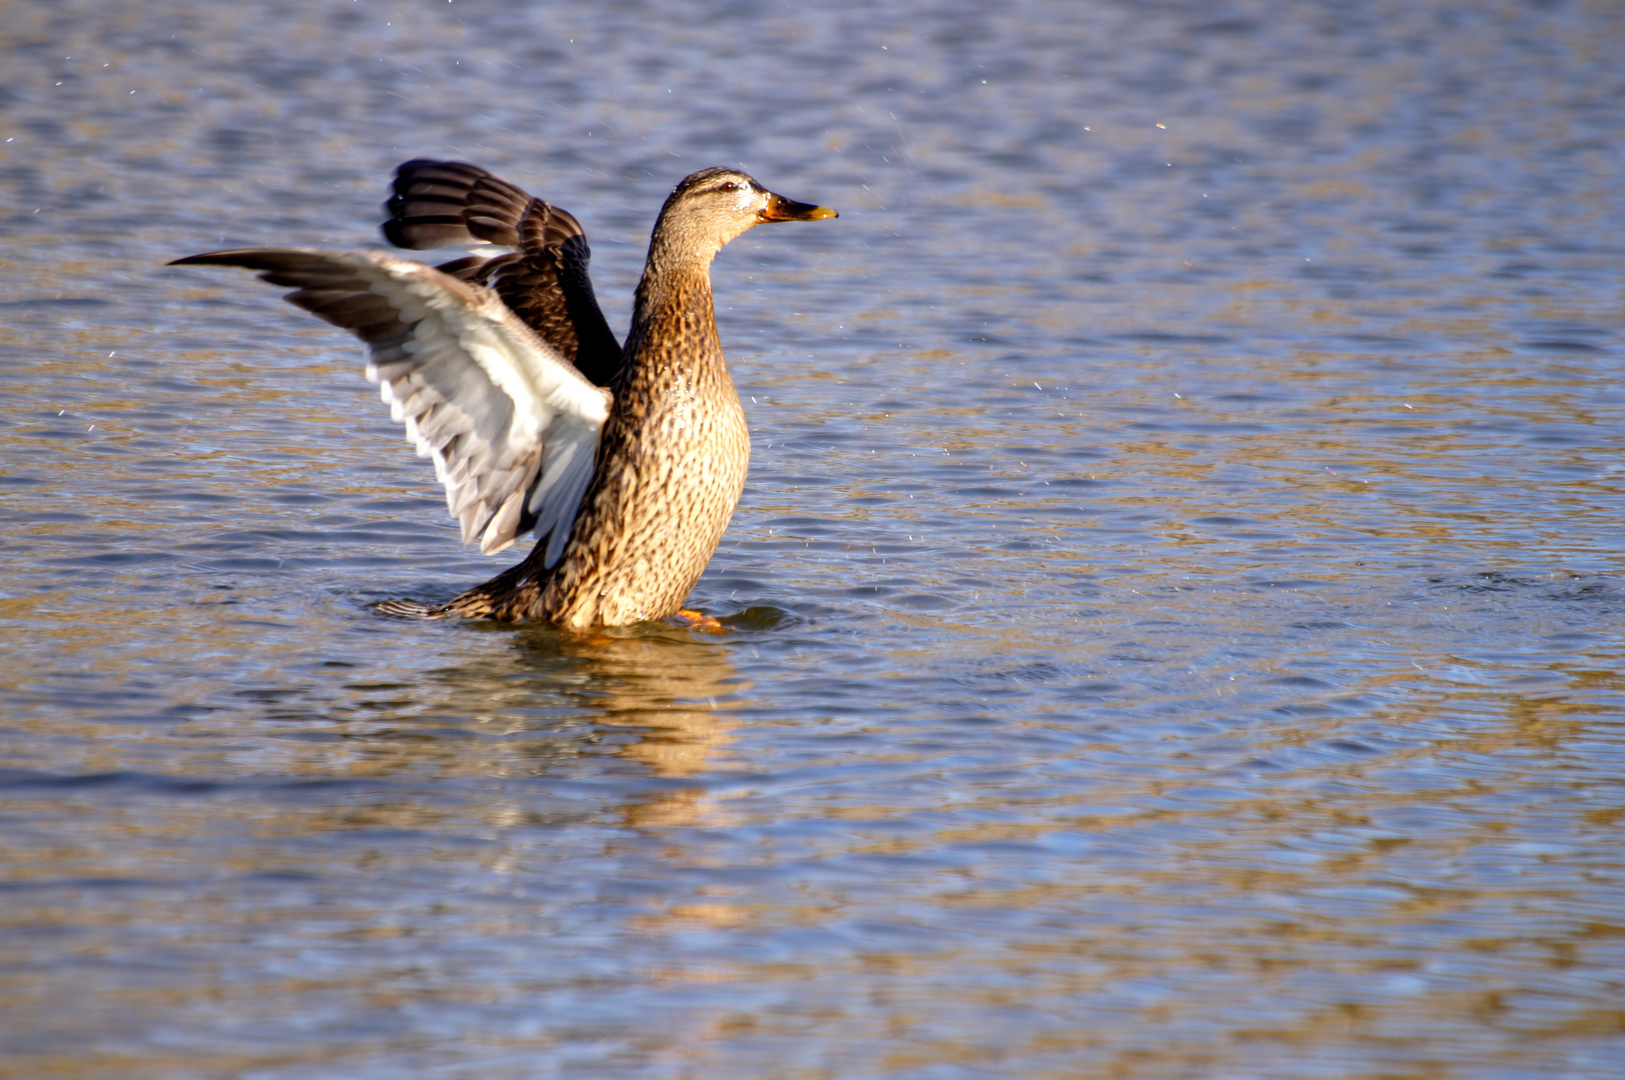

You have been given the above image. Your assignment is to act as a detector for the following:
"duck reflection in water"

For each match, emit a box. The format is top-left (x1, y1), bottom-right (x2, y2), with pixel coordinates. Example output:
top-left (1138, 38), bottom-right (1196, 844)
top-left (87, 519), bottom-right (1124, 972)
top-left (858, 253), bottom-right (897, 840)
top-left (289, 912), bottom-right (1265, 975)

top-left (305, 626), bottom-right (748, 831)
top-left (539, 627), bottom-right (746, 829)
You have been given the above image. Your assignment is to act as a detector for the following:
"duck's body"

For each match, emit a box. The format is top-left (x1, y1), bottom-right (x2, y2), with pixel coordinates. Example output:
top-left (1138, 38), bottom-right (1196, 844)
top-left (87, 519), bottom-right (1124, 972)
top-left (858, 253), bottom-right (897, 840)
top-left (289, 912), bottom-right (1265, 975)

top-left (455, 246), bottom-right (752, 627)
top-left (173, 162), bottom-right (834, 628)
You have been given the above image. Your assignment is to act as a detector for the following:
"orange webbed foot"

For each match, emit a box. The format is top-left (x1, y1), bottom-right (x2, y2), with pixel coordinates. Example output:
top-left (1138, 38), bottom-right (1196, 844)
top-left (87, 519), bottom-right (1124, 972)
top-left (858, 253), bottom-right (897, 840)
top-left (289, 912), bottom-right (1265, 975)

top-left (672, 608), bottom-right (727, 631)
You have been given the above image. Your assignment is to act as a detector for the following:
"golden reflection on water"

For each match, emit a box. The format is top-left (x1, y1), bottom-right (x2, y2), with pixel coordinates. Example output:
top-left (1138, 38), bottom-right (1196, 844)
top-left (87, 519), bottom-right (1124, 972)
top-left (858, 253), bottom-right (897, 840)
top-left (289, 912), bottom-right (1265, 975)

top-left (534, 628), bottom-right (742, 828)
top-left (270, 626), bottom-right (745, 832)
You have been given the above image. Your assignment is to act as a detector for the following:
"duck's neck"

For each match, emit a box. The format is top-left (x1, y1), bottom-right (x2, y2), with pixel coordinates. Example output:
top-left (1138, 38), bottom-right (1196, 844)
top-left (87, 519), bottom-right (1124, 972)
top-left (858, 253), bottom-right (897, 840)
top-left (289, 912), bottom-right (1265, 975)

top-left (625, 236), bottom-right (722, 370)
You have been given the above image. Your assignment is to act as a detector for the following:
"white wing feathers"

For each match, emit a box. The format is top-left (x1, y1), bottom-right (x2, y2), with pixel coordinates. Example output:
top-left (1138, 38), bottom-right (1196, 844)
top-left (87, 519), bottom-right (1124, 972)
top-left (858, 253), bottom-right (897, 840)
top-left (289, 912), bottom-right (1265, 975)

top-left (179, 248), bottom-right (611, 562)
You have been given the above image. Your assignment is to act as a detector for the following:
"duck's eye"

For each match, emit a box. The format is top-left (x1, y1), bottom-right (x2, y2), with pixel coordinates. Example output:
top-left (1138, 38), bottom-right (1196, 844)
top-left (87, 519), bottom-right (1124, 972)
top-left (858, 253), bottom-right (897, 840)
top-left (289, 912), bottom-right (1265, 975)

top-left (720, 181), bottom-right (738, 192)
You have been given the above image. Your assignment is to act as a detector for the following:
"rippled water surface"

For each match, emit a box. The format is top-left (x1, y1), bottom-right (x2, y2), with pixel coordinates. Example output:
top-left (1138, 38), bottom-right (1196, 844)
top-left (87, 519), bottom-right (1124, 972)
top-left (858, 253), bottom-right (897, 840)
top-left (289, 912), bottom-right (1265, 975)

top-left (3, 1), bottom-right (1624, 1077)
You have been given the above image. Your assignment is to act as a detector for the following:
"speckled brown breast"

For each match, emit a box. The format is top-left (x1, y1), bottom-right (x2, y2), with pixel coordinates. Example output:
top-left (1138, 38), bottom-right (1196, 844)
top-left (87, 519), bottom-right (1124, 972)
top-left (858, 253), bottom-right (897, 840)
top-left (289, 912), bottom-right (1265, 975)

top-left (534, 281), bottom-right (750, 628)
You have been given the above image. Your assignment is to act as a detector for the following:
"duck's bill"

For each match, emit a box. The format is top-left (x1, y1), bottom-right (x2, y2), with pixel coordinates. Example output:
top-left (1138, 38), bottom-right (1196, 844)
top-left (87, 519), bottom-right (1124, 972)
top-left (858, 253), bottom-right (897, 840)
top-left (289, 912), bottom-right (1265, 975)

top-left (759, 193), bottom-right (838, 222)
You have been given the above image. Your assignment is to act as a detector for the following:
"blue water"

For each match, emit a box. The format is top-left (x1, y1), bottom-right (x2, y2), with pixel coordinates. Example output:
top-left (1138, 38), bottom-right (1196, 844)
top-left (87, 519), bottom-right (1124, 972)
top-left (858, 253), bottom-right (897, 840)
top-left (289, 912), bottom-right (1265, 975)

top-left (2, 1), bottom-right (1623, 1077)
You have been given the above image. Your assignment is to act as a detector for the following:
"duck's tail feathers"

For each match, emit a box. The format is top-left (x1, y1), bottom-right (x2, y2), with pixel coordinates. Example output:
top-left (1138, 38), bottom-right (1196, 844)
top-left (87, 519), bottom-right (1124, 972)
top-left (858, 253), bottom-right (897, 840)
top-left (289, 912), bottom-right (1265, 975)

top-left (374, 597), bottom-right (453, 619)
top-left (373, 546), bottom-right (552, 623)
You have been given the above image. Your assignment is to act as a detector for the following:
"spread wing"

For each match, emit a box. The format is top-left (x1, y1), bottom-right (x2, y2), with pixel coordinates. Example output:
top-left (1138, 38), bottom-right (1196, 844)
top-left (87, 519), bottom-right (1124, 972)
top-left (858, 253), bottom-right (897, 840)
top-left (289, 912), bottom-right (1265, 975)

top-left (382, 159), bottom-right (623, 387)
top-left (169, 248), bottom-right (611, 565)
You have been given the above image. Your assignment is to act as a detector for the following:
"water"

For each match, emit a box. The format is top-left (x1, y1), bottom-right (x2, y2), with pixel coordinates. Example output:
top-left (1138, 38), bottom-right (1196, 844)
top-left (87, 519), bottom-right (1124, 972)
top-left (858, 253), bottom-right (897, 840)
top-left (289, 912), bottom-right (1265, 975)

top-left (3, 1), bottom-right (1624, 1077)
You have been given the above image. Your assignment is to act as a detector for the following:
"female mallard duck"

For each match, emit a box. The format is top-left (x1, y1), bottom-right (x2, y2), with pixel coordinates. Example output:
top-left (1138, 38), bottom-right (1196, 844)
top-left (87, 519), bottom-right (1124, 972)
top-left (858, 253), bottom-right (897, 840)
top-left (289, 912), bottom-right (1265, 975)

top-left (172, 160), bottom-right (836, 628)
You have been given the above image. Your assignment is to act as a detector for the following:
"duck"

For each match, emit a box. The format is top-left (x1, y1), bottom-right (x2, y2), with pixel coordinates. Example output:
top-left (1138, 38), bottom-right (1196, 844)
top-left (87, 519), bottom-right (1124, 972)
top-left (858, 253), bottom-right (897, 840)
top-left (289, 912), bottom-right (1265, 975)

top-left (171, 159), bottom-right (836, 628)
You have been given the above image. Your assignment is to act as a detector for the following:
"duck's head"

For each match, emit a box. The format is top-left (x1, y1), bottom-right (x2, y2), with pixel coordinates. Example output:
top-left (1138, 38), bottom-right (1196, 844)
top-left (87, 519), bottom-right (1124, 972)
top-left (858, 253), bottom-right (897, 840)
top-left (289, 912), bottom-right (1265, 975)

top-left (651, 167), bottom-right (836, 262)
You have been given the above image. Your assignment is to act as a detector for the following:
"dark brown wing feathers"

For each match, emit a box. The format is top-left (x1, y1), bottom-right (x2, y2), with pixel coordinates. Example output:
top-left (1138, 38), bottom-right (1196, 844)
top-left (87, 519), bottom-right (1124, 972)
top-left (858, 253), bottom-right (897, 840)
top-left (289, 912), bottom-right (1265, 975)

top-left (383, 159), bottom-right (623, 386)
top-left (381, 160), bottom-right (524, 249)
